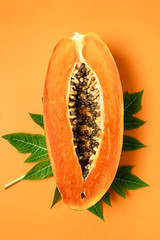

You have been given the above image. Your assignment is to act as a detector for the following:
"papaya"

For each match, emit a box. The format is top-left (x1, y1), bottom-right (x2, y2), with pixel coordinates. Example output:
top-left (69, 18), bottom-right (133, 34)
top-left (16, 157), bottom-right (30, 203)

top-left (43, 32), bottom-right (123, 210)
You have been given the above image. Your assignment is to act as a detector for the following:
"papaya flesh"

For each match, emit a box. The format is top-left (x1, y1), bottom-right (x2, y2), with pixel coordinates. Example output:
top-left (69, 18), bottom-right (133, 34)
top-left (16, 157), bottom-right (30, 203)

top-left (43, 32), bottom-right (123, 210)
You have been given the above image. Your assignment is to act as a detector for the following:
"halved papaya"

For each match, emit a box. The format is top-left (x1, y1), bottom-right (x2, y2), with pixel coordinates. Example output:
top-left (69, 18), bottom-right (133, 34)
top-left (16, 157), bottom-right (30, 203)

top-left (43, 32), bottom-right (123, 210)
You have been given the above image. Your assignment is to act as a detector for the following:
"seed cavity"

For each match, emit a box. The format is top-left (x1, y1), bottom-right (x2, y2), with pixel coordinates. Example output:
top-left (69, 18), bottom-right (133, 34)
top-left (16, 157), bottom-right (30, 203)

top-left (68, 62), bottom-right (103, 179)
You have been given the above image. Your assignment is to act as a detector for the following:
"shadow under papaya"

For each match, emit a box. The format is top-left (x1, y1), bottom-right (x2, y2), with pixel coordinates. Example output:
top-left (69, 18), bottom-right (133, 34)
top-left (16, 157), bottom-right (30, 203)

top-left (102, 42), bottom-right (146, 203)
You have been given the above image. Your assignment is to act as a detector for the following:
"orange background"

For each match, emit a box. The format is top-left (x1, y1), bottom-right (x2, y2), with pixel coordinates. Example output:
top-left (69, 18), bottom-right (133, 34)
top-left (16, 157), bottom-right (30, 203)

top-left (0, 1), bottom-right (160, 239)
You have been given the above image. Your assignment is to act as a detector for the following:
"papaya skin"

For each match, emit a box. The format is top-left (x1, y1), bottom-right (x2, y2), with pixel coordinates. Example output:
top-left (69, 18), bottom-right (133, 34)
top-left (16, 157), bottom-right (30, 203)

top-left (43, 32), bottom-right (123, 210)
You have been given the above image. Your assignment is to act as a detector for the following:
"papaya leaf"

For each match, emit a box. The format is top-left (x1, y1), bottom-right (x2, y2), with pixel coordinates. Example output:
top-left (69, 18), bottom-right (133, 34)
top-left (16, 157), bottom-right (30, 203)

top-left (122, 135), bottom-right (146, 151)
top-left (111, 166), bottom-right (149, 198)
top-left (111, 180), bottom-right (127, 199)
top-left (23, 160), bottom-right (53, 180)
top-left (123, 90), bottom-right (146, 130)
top-left (29, 113), bottom-right (44, 129)
top-left (2, 133), bottom-right (48, 163)
top-left (101, 191), bottom-right (112, 206)
top-left (123, 90), bottom-right (143, 116)
top-left (124, 115), bottom-right (146, 130)
top-left (88, 201), bottom-right (104, 220)
top-left (51, 187), bottom-right (62, 208)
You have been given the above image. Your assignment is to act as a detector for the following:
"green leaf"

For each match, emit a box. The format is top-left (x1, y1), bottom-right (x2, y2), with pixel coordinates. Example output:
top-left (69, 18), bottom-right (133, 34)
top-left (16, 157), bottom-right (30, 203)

top-left (111, 177), bottom-right (127, 199)
top-left (124, 90), bottom-right (143, 115)
top-left (88, 201), bottom-right (104, 220)
top-left (101, 191), bottom-right (112, 206)
top-left (23, 160), bottom-right (53, 180)
top-left (51, 187), bottom-right (62, 208)
top-left (124, 115), bottom-right (146, 130)
top-left (2, 133), bottom-right (48, 163)
top-left (29, 113), bottom-right (44, 129)
top-left (111, 166), bottom-right (149, 198)
top-left (122, 135), bottom-right (146, 151)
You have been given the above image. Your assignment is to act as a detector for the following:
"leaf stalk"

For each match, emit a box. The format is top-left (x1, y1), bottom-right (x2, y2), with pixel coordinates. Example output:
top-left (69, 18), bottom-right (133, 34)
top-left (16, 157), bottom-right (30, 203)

top-left (5, 175), bottom-right (25, 189)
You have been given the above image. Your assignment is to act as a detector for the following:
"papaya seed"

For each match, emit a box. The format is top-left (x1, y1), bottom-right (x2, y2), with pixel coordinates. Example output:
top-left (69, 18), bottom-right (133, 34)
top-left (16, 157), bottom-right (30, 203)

top-left (68, 62), bottom-right (102, 179)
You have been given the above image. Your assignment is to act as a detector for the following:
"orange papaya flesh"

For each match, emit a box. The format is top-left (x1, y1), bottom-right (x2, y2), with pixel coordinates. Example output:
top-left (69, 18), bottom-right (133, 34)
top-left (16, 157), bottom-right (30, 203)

top-left (43, 32), bottom-right (123, 210)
